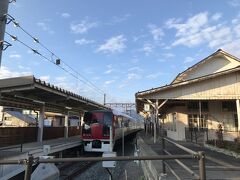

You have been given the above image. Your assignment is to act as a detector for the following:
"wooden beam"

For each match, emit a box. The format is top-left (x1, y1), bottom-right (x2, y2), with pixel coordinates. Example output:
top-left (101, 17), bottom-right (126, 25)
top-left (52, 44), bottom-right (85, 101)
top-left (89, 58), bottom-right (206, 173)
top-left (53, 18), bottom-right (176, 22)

top-left (158, 99), bottom-right (168, 110)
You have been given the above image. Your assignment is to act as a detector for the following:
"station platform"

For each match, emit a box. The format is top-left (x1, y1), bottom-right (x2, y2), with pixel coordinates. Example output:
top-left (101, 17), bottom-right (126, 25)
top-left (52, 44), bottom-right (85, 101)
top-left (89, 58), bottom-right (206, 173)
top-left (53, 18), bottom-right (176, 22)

top-left (137, 131), bottom-right (240, 180)
top-left (0, 136), bottom-right (82, 180)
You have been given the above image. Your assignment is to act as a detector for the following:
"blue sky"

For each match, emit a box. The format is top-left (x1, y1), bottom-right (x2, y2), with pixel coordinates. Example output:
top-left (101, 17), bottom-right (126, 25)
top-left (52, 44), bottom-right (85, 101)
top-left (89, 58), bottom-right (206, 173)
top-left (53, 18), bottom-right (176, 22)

top-left (1, 0), bottom-right (240, 103)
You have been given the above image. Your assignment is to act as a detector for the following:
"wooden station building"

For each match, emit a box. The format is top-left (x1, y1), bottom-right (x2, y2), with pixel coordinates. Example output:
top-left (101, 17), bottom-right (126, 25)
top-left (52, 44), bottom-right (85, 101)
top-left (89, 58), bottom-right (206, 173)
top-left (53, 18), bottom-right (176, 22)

top-left (136, 49), bottom-right (240, 143)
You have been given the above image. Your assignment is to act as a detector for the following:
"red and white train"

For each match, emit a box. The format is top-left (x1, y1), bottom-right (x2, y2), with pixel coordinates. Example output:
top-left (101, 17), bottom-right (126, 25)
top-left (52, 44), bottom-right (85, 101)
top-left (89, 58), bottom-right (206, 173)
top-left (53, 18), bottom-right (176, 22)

top-left (82, 109), bottom-right (142, 152)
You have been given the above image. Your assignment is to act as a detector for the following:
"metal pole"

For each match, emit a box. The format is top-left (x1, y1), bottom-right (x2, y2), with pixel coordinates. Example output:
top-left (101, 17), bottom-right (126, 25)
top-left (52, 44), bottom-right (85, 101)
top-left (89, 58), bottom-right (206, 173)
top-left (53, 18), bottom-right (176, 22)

top-left (24, 154), bottom-right (34, 180)
top-left (122, 121), bottom-right (125, 156)
top-left (154, 100), bottom-right (158, 143)
top-left (109, 125), bottom-right (113, 152)
top-left (198, 151), bottom-right (206, 180)
top-left (105, 168), bottom-right (113, 180)
top-left (104, 93), bottom-right (106, 105)
top-left (0, 0), bottom-right (9, 67)
top-left (0, 154), bottom-right (196, 165)
top-left (162, 137), bottom-right (166, 174)
top-left (64, 111), bottom-right (69, 138)
top-left (38, 105), bottom-right (45, 142)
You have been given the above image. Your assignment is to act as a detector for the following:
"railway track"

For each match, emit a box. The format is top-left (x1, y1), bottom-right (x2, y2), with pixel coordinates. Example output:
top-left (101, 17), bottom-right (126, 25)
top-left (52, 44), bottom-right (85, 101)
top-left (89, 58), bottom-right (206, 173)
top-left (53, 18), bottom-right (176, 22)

top-left (57, 153), bottom-right (100, 180)
top-left (58, 161), bottom-right (95, 180)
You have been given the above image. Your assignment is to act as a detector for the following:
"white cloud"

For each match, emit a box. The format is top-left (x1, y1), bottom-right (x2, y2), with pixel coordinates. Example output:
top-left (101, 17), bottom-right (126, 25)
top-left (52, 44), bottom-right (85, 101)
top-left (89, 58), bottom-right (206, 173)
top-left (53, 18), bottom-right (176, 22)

top-left (146, 72), bottom-right (165, 79)
top-left (105, 80), bottom-right (115, 85)
top-left (163, 53), bottom-right (175, 58)
top-left (166, 12), bottom-right (234, 49)
top-left (0, 66), bottom-right (31, 79)
top-left (104, 69), bottom-right (113, 74)
top-left (61, 13), bottom-right (71, 18)
top-left (234, 24), bottom-right (240, 37)
top-left (140, 43), bottom-right (154, 55)
top-left (108, 14), bottom-right (130, 25)
top-left (70, 20), bottom-right (98, 34)
top-left (229, 0), bottom-right (240, 7)
top-left (148, 24), bottom-right (164, 41)
top-left (211, 13), bottom-right (222, 21)
top-left (166, 12), bottom-right (208, 37)
top-left (127, 73), bottom-right (141, 80)
top-left (74, 38), bottom-right (95, 45)
top-left (130, 58), bottom-right (139, 64)
top-left (9, 53), bottom-right (21, 59)
top-left (207, 27), bottom-right (232, 48)
top-left (39, 75), bottom-right (50, 82)
top-left (37, 22), bottom-right (54, 34)
top-left (97, 35), bottom-right (126, 54)
top-left (184, 57), bottom-right (195, 64)
top-left (128, 66), bottom-right (143, 72)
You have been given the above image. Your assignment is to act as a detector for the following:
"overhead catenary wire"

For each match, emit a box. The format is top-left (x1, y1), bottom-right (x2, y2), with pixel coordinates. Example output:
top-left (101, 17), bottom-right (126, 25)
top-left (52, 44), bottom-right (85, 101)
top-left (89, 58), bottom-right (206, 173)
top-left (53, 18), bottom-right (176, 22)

top-left (10, 18), bottom-right (105, 95)
top-left (4, 31), bottom-right (105, 98)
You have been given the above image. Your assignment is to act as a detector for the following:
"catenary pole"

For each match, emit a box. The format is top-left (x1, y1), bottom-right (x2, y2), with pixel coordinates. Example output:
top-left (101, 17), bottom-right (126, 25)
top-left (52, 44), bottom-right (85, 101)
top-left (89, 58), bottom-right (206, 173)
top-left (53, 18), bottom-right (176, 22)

top-left (0, 0), bottom-right (9, 67)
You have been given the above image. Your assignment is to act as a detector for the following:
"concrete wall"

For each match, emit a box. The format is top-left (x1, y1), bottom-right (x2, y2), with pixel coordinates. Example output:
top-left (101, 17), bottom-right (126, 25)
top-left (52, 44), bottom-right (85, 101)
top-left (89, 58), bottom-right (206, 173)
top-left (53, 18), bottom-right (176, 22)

top-left (164, 105), bottom-right (188, 141)
top-left (138, 137), bottom-right (164, 180)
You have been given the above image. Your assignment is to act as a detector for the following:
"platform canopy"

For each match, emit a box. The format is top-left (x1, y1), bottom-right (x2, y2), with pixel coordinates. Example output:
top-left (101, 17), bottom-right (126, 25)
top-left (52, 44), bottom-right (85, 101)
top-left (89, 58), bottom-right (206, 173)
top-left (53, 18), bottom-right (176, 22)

top-left (0, 76), bottom-right (108, 114)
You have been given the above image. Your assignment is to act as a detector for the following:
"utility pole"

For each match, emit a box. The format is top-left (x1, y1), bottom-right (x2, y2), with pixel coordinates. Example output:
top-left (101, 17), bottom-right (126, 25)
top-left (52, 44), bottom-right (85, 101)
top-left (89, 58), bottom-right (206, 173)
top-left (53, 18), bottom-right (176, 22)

top-left (103, 93), bottom-right (106, 105)
top-left (0, 0), bottom-right (9, 67)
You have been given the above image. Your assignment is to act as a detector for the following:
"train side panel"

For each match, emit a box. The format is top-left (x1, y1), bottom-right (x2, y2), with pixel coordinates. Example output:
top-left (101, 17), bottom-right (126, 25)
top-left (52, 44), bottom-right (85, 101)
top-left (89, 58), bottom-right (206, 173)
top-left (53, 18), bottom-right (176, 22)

top-left (82, 110), bottom-right (142, 152)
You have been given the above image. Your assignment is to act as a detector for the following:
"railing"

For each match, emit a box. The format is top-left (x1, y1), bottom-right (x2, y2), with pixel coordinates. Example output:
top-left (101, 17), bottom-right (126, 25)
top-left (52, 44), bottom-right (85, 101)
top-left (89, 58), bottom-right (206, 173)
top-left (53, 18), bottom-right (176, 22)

top-left (185, 127), bottom-right (208, 144)
top-left (161, 136), bottom-right (206, 180)
top-left (0, 153), bottom-right (203, 180)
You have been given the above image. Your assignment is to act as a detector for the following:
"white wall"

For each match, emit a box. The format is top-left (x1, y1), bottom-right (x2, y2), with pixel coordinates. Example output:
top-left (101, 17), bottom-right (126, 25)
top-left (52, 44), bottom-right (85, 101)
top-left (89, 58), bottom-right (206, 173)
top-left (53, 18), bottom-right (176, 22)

top-left (185, 56), bottom-right (240, 81)
top-left (0, 106), bottom-right (3, 122)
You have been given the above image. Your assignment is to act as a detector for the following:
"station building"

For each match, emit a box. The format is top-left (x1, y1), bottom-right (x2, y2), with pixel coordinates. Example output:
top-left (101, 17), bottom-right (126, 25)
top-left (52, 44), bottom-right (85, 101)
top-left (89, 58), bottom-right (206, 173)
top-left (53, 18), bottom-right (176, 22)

top-left (136, 49), bottom-right (240, 142)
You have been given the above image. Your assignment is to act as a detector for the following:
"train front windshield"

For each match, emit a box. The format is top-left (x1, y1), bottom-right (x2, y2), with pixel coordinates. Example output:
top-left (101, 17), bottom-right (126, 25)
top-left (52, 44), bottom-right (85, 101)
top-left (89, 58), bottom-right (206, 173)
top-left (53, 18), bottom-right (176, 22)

top-left (84, 111), bottom-right (112, 126)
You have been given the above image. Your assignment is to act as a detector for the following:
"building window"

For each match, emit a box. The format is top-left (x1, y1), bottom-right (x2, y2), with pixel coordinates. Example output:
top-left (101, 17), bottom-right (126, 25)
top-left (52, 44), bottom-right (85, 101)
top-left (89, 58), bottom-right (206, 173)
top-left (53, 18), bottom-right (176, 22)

top-left (187, 101), bottom-right (208, 112)
top-left (223, 114), bottom-right (238, 132)
top-left (188, 114), bottom-right (208, 129)
top-left (167, 113), bottom-right (177, 131)
top-left (222, 101), bottom-right (236, 112)
top-left (234, 114), bottom-right (238, 131)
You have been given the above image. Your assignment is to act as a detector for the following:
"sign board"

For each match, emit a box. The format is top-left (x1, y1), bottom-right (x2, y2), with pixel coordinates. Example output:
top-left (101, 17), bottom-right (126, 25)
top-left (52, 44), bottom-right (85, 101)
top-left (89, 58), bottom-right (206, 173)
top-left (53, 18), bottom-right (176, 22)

top-left (43, 145), bottom-right (51, 155)
top-left (102, 152), bottom-right (116, 168)
top-left (144, 104), bottom-right (150, 112)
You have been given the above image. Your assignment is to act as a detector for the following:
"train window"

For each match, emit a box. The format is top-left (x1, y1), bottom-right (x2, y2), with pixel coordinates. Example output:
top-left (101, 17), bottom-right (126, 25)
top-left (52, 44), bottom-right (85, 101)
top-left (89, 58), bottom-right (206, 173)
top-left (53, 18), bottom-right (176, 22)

top-left (104, 112), bottom-right (112, 126)
top-left (83, 111), bottom-right (112, 126)
top-left (84, 112), bottom-right (92, 125)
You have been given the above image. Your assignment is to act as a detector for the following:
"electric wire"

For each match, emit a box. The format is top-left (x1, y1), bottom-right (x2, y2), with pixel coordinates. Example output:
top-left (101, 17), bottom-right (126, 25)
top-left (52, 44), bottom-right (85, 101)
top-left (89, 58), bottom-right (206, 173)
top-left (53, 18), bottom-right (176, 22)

top-left (4, 31), bottom-right (105, 99)
top-left (11, 19), bottom-right (105, 95)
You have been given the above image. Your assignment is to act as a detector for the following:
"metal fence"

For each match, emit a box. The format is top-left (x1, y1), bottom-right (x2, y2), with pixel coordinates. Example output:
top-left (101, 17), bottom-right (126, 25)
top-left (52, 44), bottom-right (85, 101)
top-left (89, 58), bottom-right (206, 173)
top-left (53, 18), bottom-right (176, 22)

top-left (185, 127), bottom-right (208, 144)
top-left (0, 148), bottom-right (206, 180)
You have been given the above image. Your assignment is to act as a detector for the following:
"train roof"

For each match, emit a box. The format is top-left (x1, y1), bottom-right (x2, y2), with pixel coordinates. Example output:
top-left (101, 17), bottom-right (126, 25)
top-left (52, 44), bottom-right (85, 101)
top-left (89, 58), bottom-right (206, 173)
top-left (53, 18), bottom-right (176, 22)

top-left (85, 109), bottom-right (136, 121)
top-left (112, 109), bottom-right (136, 121)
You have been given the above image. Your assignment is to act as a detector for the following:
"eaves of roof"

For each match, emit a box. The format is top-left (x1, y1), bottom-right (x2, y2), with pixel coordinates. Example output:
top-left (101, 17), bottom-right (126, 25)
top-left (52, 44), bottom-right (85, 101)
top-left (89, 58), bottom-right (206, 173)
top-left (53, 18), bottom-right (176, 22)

top-left (136, 65), bottom-right (240, 97)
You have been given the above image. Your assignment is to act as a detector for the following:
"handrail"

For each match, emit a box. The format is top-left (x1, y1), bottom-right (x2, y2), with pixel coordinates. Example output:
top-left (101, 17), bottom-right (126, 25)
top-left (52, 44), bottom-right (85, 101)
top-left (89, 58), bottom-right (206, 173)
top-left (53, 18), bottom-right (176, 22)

top-left (0, 155), bottom-right (195, 165)
top-left (164, 149), bottom-right (199, 179)
top-left (163, 137), bottom-right (197, 155)
top-left (161, 135), bottom-right (206, 180)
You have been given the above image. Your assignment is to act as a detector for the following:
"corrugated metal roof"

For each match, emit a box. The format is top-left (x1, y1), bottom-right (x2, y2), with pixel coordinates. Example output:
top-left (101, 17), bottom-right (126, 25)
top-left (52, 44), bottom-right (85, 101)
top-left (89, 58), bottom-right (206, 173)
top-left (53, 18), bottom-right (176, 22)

top-left (5, 111), bottom-right (36, 124)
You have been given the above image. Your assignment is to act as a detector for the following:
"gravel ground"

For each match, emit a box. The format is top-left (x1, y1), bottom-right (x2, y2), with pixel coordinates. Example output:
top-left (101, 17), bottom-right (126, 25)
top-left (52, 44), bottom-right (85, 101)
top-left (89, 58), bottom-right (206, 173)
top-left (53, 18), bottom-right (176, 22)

top-left (74, 134), bottom-right (145, 180)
